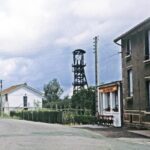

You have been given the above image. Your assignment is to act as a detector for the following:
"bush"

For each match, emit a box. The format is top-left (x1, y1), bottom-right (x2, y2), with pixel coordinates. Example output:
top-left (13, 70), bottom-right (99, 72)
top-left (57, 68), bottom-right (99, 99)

top-left (10, 110), bottom-right (96, 125)
top-left (10, 111), bottom-right (16, 117)
top-left (10, 110), bottom-right (63, 124)
top-left (62, 111), bottom-right (74, 124)
top-left (74, 115), bottom-right (96, 124)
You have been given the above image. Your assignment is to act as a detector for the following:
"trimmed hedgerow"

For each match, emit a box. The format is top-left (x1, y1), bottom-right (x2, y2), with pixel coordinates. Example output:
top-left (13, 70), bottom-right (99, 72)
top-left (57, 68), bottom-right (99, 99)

top-left (10, 110), bottom-right (63, 124)
top-left (10, 110), bottom-right (96, 125)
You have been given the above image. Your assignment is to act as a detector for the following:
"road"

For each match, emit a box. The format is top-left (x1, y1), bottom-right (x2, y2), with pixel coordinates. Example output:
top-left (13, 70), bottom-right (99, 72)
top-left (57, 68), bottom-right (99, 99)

top-left (0, 119), bottom-right (149, 150)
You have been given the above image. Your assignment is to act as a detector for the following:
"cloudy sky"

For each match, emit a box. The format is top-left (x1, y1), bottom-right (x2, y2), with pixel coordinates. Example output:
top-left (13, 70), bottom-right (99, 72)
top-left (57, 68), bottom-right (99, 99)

top-left (0, 0), bottom-right (149, 96)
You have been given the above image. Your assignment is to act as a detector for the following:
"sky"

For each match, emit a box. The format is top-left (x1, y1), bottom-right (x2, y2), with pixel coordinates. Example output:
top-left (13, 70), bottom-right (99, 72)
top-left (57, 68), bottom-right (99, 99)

top-left (0, 0), bottom-right (149, 97)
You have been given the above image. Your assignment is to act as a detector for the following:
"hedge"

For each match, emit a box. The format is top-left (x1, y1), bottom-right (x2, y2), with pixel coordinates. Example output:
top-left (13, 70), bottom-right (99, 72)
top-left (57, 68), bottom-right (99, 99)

top-left (10, 110), bottom-right (97, 125)
top-left (74, 115), bottom-right (97, 124)
top-left (10, 110), bottom-right (63, 124)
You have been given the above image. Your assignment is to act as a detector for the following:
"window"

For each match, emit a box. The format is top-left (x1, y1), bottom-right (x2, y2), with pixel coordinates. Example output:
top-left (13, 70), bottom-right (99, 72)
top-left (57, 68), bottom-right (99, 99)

top-left (5, 94), bottom-right (8, 102)
top-left (99, 93), bottom-right (103, 112)
top-left (145, 30), bottom-right (150, 60)
top-left (23, 95), bottom-right (27, 107)
top-left (105, 93), bottom-right (110, 111)
top-left (146, 81), bottom-right (150, 109)
top-left (112, 91), bottom-right (118, 112)
top-left (126, 39), bottom-right (131, 55)
top-left (127, 69), bottom-right (133, 97)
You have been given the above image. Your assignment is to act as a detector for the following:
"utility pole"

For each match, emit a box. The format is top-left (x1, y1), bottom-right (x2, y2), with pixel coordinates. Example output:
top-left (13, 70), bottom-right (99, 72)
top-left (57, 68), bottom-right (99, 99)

top-left (93, 36), bottom-right (99, 115)
top-left (0, 80), bottom-right (2, 116)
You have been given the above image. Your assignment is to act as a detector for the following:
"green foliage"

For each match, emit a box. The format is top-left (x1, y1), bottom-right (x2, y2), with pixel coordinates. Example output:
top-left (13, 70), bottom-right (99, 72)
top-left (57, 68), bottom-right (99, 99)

top-left (10, 110), bottom-right (63, 124)
top-left (74, 115), bottom-right (97, 124)
top-left (43, 95), bottom-right (71, 110)
top-left (62, 111), bottom-right (74, 124)
top-left (10, 109), bottom-right (96, 125)
top-left (43, 80), bottom-right (96, 116)
top-left (71, 87), bottom-right (96, 115)
top-left (43, 79), bottom-right (63, 107)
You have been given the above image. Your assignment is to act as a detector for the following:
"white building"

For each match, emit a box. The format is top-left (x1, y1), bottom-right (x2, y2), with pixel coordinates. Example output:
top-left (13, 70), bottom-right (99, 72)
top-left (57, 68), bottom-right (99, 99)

top-left (1, 83), bottom-right (43, 114)
top-left (98, 81), bottom-right (122, 127)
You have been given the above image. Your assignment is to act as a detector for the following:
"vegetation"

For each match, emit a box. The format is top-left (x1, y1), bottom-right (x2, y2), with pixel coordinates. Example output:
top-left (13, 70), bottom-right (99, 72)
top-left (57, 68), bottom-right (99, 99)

top-left (74, 115), bottom-right (97, 124)
top-left (10, 110), bottom-right (97, 125)
top-left (43, 79), bottom-right (63, 107)
top-left (10, 110), bottom-right (63, 124)
top-left (71, 87), bottom-right (96, 115)
top-left (32, 79), bottom-right (97, 124)
top-left (43, 79), bottom-right (95, 116)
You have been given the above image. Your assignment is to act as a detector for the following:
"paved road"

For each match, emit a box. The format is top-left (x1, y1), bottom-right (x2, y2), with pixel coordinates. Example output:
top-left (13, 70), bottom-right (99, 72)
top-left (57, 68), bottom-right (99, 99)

top-left (0, 119), bottom-right (150, 150)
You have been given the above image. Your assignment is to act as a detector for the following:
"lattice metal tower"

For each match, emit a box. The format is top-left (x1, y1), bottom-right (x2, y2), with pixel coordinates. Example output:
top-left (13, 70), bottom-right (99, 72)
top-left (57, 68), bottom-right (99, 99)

top-left (72, 49), bottom-right (88, 93)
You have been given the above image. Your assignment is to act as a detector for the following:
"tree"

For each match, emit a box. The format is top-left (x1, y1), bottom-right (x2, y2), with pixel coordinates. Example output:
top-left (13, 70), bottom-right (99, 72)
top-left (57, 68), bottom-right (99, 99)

top-left (71, 87), bottom-right (96, 115)
top-left (44, 79), bottom-right (63, 103)
top-left (61, 95), bottom-right (71, 109)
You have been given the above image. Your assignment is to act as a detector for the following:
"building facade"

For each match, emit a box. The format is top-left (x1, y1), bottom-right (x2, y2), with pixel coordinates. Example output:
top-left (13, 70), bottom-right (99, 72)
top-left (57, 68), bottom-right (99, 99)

top-left (1, 83), bottom-right (43, 114)
top-left (98, 81), bottom-right (122, 127)
top-left (114, 17), bottom-right (150, 128)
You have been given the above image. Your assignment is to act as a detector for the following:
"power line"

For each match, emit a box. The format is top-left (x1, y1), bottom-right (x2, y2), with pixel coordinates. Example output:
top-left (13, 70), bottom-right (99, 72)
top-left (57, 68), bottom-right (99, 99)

top-left (101, 52), bottom-right (121, 66)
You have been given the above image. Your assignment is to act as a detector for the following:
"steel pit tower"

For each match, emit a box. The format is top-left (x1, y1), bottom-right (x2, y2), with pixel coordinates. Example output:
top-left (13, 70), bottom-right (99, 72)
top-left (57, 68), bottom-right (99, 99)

top-left (72, 49), bottom-right (88, 93)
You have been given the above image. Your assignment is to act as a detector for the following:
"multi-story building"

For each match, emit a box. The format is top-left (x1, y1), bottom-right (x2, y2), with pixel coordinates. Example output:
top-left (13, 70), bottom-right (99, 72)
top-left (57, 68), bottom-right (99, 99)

top-left (98, 81), bottom-right (122, 127)
top-left (114, 17), bottom-right (150, 128)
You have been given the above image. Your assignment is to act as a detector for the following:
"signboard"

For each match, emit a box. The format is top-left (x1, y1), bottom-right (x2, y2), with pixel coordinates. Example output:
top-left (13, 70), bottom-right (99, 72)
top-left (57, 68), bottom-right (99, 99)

top-left (99, 85), bottom-right (117, 93)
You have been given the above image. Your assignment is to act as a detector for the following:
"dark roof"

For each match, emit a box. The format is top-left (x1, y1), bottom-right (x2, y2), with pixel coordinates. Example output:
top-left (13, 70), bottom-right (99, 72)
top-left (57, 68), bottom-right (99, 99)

top-left (98, 80), bottom-right (122, 89)
top-left (73, 49), bottom-right (85, 54)
top-left (1, 83), bottom-right (43, 96)
top-left (114, 17), bottom-right (150, 43)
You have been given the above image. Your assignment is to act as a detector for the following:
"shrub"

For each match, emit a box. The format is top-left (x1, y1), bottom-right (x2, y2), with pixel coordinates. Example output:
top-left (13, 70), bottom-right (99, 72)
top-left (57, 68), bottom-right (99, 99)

top-left (10, 110), bottom-right (63, 124)
top-left (10, 111), bottom-right (16, 117)
top-left (74, 115), bottom-right (96, 124)
top-left (62, 111), bottom-right (74, 124)
top-left (10, 110), bottom-right (96, 125)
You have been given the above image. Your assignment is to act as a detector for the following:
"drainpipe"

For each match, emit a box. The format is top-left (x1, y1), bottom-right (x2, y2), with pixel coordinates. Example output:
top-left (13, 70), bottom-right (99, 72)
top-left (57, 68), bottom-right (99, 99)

top-left (114, 40), bottom-right (124, 127)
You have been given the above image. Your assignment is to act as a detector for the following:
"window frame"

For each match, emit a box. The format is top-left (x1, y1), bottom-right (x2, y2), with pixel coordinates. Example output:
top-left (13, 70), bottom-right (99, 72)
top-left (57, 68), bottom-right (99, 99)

top-left (5, 94), bottom-right (8, 102)
top-left (105, 93), bottom-right (110, 111)
top-left (146, 81), bottom-right (150, 109)
top-left (114, 91), bottom-right (118, 107)
top-left (112, 91), bottom-right (119, 112)
top-left (145, 30), bottom-right (150, 60)
top-left (127, 69), bottom-right (133, 97)
top-left (23, 95), bottom-right (28, 107)
top-left (126, 39), bottom-right (132, 55)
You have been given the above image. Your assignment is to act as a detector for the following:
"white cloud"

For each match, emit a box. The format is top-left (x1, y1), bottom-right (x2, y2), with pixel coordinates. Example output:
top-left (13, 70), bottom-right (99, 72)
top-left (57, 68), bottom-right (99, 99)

top-left (0, 57), bottom-right (31, 77)
top-left (0, 0), bottom-right (149, 92)
top-left (0, 0), bottom-right (149, 55)
top-left (0, 57), bottom-right (44, 87)
top-left (0, 0), bottom-right (60, 55)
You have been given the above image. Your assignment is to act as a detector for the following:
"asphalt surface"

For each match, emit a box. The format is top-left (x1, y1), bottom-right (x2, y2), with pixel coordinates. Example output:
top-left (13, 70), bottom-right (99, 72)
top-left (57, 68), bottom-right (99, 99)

top-left (0, 119), bottom-right (150, 150)
top-left (75, 126), bottom-right (150, 138)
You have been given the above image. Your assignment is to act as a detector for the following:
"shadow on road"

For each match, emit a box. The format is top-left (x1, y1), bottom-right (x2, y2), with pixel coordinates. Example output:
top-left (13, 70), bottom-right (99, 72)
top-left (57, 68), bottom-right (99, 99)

top-left (75, 127), bottom-right (149, 138)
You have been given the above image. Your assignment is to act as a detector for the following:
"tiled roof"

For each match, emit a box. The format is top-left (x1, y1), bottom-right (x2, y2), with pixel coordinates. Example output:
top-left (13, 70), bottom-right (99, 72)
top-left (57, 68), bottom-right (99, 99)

top-left (0, 83), bottom-right (43, 96)
top-left (0, 84), bottom-right (24, 95)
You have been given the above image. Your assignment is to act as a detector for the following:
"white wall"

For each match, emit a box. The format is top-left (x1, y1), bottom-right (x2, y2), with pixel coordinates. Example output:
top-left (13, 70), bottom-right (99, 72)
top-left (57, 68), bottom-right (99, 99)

top-left (98, 84), bottom-right (122, 127)
top-left (2, 87), bottom-right (43, 113)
